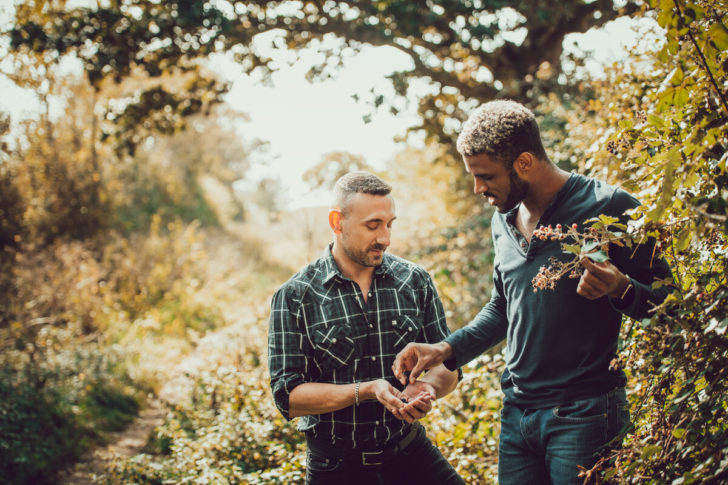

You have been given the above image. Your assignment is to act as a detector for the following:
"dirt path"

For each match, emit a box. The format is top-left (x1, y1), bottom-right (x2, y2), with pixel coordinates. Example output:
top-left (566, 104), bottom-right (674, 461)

top-left (60, 398), bottom-right (166, 484)
top-left (60, 315), bottom-right (265, 484)
top-left (60, 228), bottom-right (280, 484)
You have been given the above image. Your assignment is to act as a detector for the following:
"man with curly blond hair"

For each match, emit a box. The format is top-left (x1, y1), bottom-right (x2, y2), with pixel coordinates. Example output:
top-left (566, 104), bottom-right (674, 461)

top-left (393, 100), bottom-right (674, 485)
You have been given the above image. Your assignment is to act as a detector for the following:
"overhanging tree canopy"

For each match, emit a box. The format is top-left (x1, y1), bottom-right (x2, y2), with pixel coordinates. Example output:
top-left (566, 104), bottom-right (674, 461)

top-left (8, 0), bottom-right (640, 151)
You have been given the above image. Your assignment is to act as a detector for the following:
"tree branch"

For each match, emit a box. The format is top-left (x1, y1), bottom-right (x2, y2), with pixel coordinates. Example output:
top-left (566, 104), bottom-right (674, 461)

top-left (673, 0), bottom-right (728, 115)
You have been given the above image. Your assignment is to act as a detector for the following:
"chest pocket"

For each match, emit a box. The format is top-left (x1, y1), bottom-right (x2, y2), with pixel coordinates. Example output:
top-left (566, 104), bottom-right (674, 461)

top-left (312, 325), bottom-right (356, 371)
top-left (390, 314), bottom-right (421, 351)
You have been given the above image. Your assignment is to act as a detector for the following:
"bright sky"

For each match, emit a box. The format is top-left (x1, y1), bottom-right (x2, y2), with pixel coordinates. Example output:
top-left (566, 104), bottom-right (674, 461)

top-left (210, 35), bottom-right (423, 208)
top-left (0, 5), bottom-right (659, 209)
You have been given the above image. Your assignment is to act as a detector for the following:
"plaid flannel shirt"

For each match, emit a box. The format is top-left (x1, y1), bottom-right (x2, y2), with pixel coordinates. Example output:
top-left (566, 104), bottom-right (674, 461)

top-left (268, 244), bottom-right (452, 449)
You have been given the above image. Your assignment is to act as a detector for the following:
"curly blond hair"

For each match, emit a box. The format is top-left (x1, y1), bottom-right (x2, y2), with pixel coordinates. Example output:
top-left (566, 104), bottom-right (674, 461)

top-left (456, 100), bottom-right (547, 166)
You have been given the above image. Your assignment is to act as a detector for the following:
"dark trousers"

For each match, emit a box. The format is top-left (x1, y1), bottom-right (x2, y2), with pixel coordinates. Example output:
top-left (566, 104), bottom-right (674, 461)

top-left (305, 423), bottom-right (465, 485)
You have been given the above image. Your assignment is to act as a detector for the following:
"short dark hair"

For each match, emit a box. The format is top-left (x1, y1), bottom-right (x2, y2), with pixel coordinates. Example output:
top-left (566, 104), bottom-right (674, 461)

top-left (332, 171), bottom-right (392, 214)
top-left (456, 100), bottom-right (548, 166)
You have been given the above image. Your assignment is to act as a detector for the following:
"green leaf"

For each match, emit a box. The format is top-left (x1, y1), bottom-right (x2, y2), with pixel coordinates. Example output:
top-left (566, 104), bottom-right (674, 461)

top-left (582, 241), bottom-right (599, 252)
top-left (562, 244), bottom-right (581, 255)
top-left (675, 88), bottom-right (689, 107)
top-left (658, 88), bottom-right (675, 111)
top-left (709, 23), bottom-right (728, 51)
top-left (641, 444), bottom-right (662, 459)
top-left (586, 250), bottom-right (609, 263)
top-left (676, 230), bottom-right (692, 252)
top-left (669, 67), bottom-right (684, 86)
top-left (684, 171), bottom-right (699, 187)
top-left (667, 38), bottom-right (680, 55)
top-left (648, 114), bottom-right (665, 128)
top-left (672, 428), bottom-right (687, 439)
top-left (657, 8), bottom-right (673, 29)
top-left (598, 214), bottom-right (619, 225)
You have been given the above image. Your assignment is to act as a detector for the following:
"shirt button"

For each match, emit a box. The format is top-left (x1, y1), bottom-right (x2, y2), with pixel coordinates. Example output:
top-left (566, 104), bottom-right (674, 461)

top-left (408, 327), bottom-right (413, 331)
top-left (368, 324), bottom-right (373, 329)
top-left (332, 338), bottom-right (337, 343)
top-left (371, 356), bottom-right (376, 361)
top-left (392, 320), bottom-right (397, 326)
top-left (375, 421), bottom-right (379, 425)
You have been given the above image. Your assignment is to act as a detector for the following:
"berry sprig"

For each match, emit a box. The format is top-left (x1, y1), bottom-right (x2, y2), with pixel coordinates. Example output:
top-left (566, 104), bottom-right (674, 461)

top-left (531, 216), bottom-right (631, 292)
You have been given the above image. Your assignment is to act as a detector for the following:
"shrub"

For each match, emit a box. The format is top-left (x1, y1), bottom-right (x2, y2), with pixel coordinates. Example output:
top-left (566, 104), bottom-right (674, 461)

top-left (106, 350), bottom-right (306, 484)
top-left (0, 218), bottom-right (221, 482)
top-left (0, 335), bottom-right (141, 485)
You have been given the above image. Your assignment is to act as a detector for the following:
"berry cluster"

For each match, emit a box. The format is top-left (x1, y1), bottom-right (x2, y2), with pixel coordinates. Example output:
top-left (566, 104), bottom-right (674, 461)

top-left (530, 222), bottom-right (615, 292)
top-left (531, 256), bottom-right (584, 292)
top-left (533, 223), bottom-right (579, 241)
top-left (606, 140), bottom-right (619, 155)
top-left (605, 138), bottom-right (631, 156)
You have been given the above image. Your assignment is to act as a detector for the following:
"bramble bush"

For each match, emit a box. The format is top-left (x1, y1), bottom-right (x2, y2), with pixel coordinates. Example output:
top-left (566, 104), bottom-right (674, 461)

top-left (423, 354), bottom-right (504, 484)
top-left (542, 1), bottom-right (728, 482)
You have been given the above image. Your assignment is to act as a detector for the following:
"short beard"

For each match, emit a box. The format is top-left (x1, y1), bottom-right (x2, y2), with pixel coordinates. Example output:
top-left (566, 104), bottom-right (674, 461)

top-left (498, 167), bottom-right (529, 213)
top-left (341, 239), bottom-right (386, 267)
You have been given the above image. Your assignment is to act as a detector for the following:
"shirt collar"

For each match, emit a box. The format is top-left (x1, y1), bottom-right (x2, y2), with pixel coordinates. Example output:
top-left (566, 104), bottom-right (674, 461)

top-left (321, 243), bottom-right (393, 285)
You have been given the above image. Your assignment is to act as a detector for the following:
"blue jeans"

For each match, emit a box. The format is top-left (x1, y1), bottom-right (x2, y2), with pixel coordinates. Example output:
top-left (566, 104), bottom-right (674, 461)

top-left (498, 387), bottom-right (631, 485)
top-left (305, 423), bottom-right (465, 485)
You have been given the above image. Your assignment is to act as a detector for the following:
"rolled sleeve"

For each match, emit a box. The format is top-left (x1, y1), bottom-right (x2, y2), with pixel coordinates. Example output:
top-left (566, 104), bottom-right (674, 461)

top-left (268, 285), bottom-right (308, 421)
top-left (270, 373), bottom-right (305, 421)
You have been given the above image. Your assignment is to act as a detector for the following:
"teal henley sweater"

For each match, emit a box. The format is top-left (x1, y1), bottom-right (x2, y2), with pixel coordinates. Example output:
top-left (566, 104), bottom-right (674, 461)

top-left (444, 173), bottom-right (673, 408)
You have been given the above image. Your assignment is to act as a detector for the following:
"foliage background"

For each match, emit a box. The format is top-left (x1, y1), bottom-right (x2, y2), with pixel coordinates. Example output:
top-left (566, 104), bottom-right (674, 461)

top-left (1, 0), bottom-right (726, 484)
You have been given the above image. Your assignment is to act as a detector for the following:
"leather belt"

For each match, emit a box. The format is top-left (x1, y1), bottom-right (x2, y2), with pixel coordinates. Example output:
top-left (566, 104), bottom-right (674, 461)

top-left (306, 424), bottom-right (420, 466)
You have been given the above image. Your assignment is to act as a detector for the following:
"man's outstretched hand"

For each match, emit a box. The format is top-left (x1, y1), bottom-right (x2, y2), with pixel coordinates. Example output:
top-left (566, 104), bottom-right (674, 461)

top-left (368, 379), bottom-right (408, 415)
top-left (391, 380), bottom-right (435, 423)
top-left (392, 341), bottom-right (452, 385)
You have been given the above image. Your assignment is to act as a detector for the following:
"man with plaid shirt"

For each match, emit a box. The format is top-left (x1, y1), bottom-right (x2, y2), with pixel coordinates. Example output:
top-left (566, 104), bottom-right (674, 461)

top-left (268, 171), bottom-right (464, 485)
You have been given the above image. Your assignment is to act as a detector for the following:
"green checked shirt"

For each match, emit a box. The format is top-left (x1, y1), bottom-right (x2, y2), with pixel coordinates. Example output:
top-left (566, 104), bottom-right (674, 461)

top-left (268, 244), bottom-right (452, 449)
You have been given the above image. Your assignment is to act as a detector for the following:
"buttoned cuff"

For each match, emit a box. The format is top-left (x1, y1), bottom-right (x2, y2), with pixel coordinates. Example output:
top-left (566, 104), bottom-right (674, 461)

top-left (443, 334), bottom-right (462, 371)
top-left (608, 277), bottom-right (641, 316)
